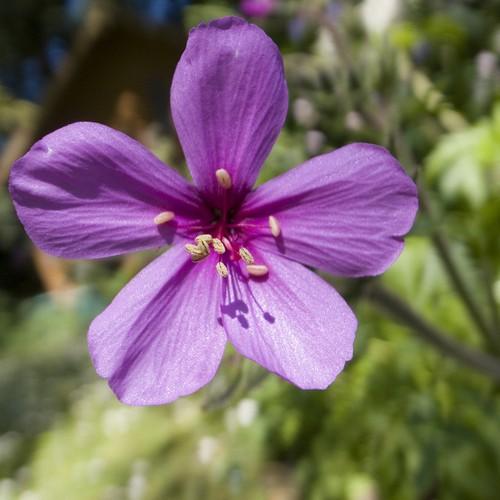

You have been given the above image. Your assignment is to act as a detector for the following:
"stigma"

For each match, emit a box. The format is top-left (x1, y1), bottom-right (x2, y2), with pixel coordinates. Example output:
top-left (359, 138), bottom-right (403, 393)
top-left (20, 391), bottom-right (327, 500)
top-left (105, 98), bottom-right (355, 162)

top-left (184, 233), bottom-right (269, 280)
top-left (181, 168), bottom-right (271, 279)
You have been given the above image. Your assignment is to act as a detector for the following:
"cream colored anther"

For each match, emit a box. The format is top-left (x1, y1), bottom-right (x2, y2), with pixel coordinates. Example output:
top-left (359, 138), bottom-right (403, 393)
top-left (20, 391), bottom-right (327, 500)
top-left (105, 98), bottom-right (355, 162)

top-left (195, 234), bottom-right (212, 253)
top-left (216, 262), bottom-right (229, 278)
top-left (239, 247), bottom-right (254, 265)
top-left (153, 211), bottom-right (175, 225)
top-left (215, 168), bottom-right (232, 189)
top-left (246, 264), bottom-right (269, 277)
top-left (195, 234), bottom-right (212, 243)
top-left (268, 215), bottom-right (281, 237)
top-left (185, 243), bottom-right (209, 262)
top-left (212, 238), bottom-right (226, 254)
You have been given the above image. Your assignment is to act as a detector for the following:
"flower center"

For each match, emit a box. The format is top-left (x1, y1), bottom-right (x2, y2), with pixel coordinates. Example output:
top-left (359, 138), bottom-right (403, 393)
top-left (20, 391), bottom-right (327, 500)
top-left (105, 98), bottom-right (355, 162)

top-left (154, 169), bottom-right (281, 279)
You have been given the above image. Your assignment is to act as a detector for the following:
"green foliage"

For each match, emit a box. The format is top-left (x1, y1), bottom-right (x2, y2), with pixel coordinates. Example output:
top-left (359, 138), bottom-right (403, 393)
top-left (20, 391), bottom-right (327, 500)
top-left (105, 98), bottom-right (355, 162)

top-left (426, 104), bottom-right (500, 208)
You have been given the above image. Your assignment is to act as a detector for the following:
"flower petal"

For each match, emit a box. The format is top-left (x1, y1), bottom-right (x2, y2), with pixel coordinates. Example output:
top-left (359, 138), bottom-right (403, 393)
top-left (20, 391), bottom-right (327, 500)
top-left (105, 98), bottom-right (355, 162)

top-left (241, 0), bottom-right (277, 18)
top-left (221, 252), bottom-right (356, 389)
top-left (88, 244), bottom-right (226, 406)
top-left (171, 17), bottom-right (288, 207)
top-left (9, 122), bottom-right (208, 259)
top-left (239, 143), bottom-right (418, 277)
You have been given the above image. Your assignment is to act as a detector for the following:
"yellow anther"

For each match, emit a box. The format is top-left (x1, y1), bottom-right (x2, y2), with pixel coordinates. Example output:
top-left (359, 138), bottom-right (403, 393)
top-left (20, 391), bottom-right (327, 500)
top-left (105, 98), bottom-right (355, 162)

top-left (191, 252), bottom-right (208, 263)
top-left (185, 243), bottom-right (209, 262)
top-left (212, 238), bottom-right (226, 254)
top-left (185, 243), bottom-right (200, 254)
top-left (195, 234), bottom-right (213, 243)
top-left (215, 168), bottom-right (232, 189)
top-left (246, 264), bottom-right (269, 277)
top-left (239, 247), bottom-right (254, 265)
top-left (195, 234), bottom-right (212, 252)
top-left (216, 261), bottom-right (229, 278)
top-left (153, 211), bottom-right (175, 225)
top-left (268, 215), bottom-right (281, 238)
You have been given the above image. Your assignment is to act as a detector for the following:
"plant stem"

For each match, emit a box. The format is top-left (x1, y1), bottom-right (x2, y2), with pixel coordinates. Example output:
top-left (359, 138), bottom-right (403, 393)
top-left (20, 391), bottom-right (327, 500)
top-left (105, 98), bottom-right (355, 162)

top-left (365, 283), bottom-right (500, 382)
top-left (419, 188), bottom-right (500, 349)
top-left (392, 125), bottom-right (498, 349)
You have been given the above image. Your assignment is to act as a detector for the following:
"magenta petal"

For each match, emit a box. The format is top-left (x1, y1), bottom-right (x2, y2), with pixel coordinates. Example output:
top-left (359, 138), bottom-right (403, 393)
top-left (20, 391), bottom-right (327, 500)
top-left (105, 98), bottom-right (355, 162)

top-left (171, 17), bottom-right (288, 206)
top-left (9, 122), bottom-right (207, 259)
top-left (222, 253), bottom-right (356, 389)
top-left (240, 143), bottom-right (418, 277)
top-left (88, 245), bottom-right (226, 406)
top-left (241, 0), bottom-right (277, 18)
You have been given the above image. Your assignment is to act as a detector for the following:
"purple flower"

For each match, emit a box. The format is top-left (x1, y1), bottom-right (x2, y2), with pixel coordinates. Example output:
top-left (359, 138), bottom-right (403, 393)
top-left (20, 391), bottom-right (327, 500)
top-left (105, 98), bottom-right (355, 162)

top-left (9, 17), bottom-right (418, 406)
top-left (240, 0), bottom-right (277, 18)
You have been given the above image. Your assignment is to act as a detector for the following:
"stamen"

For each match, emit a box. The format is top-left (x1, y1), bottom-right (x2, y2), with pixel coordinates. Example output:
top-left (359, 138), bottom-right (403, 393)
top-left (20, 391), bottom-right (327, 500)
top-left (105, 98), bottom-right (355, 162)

top-left (195, 234), bottom-right (213, 243)
top-left (222, 237), bottom-right (234, 253)
top-left (195, 234), bottom-right (212, 253)
top-left (246, 264), bottom-right (269, 277)
top-left (191, 253), bottom-right (208, 263)
top-left (239, 247), bottom-right (254, 265)
top-left (184, 243), bottom-right (199, 254)
top-left (212, 238), bottom-right (226, 254)
top-left (215, 168), bottom-right (232, 189)
top-left (216, 262), bottom-right (229, 278)
top-left (268, 215), bottom-right (281, 237)
top-left (185, 243), bottom-right (209, 262)
top-left (153, 211), bottom-right (175, 225)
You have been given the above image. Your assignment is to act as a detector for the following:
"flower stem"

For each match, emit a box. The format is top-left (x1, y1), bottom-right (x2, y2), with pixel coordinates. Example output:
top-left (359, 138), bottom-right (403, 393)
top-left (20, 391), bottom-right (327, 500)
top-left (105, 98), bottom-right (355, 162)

top-left (419, 187), bottom-right (500, 350)
top-left (365, 282), bottom-right (500, 382)
top-left (393, 126), bottom-right (499, 350)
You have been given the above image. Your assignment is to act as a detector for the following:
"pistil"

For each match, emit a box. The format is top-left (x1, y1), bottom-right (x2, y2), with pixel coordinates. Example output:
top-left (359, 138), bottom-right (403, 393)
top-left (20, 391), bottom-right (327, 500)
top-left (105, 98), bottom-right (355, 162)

top-left (182, 168), bottom-right (271, 279)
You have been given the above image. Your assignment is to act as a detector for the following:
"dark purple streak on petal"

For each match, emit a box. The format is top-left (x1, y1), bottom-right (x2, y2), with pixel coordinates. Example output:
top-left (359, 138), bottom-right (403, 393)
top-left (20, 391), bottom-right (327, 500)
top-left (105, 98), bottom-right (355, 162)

top-left (221, 251), bottom-right (356, 389)
top-left (171, 16), bottom-right (288, 208)
top-left (9, 122), bottom-right (209, 259)
top-left (88, 244), bottom-right (227, 406)
top-left (239, 143), bottom-right (418, 277)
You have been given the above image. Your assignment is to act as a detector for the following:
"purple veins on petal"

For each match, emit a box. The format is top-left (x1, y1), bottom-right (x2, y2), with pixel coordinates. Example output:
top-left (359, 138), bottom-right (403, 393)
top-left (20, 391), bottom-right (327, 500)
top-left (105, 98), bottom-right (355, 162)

top-left (88, 245), bottom-right (227, 406)
top-left (239, 143), bottom-right (418, 277)
top-left (221, 251), bottom-right (356, 390)
top-left (171, 16), bottom-right (288, 208)
top-left (9, 122), bottom-right (208, 259)
top-left (7, 16), bottom-right (419, 406)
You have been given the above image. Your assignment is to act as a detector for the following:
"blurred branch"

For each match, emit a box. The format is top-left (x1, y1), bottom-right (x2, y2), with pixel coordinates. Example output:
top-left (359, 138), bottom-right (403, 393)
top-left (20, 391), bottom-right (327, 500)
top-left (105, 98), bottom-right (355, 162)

top-left (322, 16), bottom-right (500, 363)
top-left (202, 358), bottom-right (269, 411)
top-left (392, 122), bottom-right (499, 349)
top-left (323, 17), bottom-right (386, 132)
top-left (365, 283), bottom-right (500, 383)
top-left (202, 353), bottom-right (244, 411)
top-left (419, 187), bottom-right (500, 350)
top-left (482, 263), bottom-right (500, 337)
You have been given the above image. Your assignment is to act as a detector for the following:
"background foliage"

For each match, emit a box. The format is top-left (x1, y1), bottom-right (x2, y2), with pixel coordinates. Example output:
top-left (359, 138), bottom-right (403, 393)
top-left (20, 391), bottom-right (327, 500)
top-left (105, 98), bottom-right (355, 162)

top-left (0, 1), bottom-right (499, 499)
